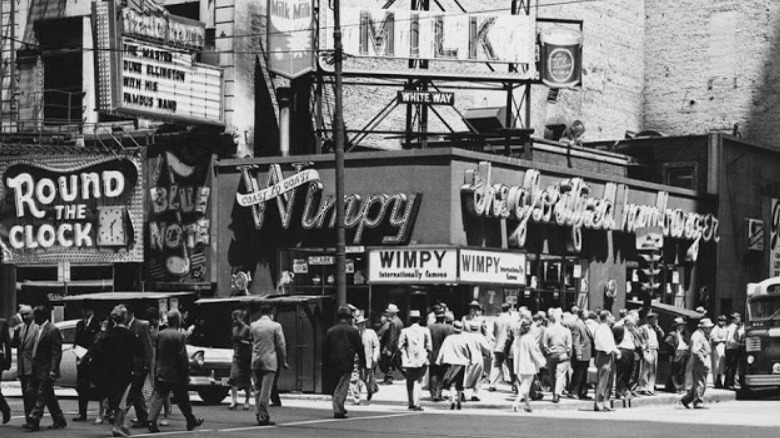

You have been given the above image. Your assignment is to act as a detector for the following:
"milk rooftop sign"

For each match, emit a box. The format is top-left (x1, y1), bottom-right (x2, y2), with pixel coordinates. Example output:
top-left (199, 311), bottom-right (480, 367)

top-left (462, 162), bottom-right (719, 252)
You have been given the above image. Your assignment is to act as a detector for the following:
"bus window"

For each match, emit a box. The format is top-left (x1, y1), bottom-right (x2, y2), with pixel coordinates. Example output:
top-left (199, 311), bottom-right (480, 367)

top-left (748, 295), bottom-right (780, 320)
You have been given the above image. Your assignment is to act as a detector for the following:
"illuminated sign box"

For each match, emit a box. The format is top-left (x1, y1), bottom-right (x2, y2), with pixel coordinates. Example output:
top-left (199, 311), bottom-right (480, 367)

top-left (93, 2), bottom-right (223, 125)
top-left (397, 91), bottom-right (454, 105)
top-left (319, 7), bottom-right (536, 80)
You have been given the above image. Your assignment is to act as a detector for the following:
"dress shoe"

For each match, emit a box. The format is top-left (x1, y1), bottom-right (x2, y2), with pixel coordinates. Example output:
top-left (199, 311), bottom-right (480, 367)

top-left (48, 420), bottom-right (67, 430)
top-left (187, 418), bottom-right (205, 431)
top-left (681, 398), bottom-right (691, 409)
top-left (693, 404), bottom-right (707, 410)
top-left (366, 391), bottom-right (374, 401)
top-left (524, 406), bottom-right (533, 413)
top-left (23, 422), bottom-right (40, 432)
top-left (334, 413), bottom-right (348, 419)
top-left (72, 415), bottom-right (87, 422)
top-left (148, 423), bottom-right (161, 433)
top-left (578, 395), bottom-right (592, 400)
top-left (456, 401), bottom-right (462, 410)
top-left (470, 396), bottom-right (480, 402)
top-left (450, 402), bottom-right (456, 410)
top-left (552, 395), bottom-right (560, 404)
top-left (487, 387), bottom-right (496, 392)
top-left (412, 406), bottom-right (423, 412)
top-left (131, 419), bottom-right (149, 428)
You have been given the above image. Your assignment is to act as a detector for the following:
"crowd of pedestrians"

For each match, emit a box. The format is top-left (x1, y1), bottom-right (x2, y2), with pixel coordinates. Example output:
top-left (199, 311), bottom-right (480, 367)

top-left (0, 300), bottom-right (750, 431)
top-left (321, 300), bottom-right (748, 417)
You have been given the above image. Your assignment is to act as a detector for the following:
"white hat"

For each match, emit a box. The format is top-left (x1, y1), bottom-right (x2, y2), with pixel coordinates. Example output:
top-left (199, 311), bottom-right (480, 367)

top-left (409, 310), bottom-right (421, 318)
top-left (698, 318), bottom-right (714, 328)
top-left (386, 304), bottom-right (399, 314)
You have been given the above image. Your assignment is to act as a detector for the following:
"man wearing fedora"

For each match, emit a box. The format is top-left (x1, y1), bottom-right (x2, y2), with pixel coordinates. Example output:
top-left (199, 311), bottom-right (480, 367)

top-left (462, 300), bottom-right (487, 337)
top-left (324, 306), bottom-right (365, 419)
top-left (664, 317), bottom-right (690, 393)
top-left (436, 321), bottom-right (472, 410)
top-left (428, 308), bottom-right (453, 401)
top-left (379, 304), bottom-right (404, 384)
top-left (352, 312), bottom-right (380, 404)
top-left (398, 310), bottom-right (432, 411)
top-left (637, 312), bottom-right (663, 396)
top-left (681, 318), bottom-right (714, 409)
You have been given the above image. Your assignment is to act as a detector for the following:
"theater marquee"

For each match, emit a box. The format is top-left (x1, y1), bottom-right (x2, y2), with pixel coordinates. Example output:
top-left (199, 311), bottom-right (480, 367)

top-left (93, 1), bottom-right (223, 125)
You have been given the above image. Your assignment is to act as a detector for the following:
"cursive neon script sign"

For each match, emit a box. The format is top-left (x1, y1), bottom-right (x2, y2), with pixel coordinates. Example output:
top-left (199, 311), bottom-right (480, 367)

top-left (462, 161), bottom-right (719, 252)
top-left (236, 164), bottom-right (421, 245)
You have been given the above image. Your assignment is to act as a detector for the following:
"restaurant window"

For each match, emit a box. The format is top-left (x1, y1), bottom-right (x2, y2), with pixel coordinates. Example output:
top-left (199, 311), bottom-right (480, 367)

top-left (525, 254), bottom-right (587, 311)
top-left (663, 162), bottom-right (698, 191)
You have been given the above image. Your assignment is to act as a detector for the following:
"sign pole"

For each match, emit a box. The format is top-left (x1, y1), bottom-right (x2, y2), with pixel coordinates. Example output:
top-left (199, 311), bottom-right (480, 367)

top-left (333, 0), bottom-right (347, 308)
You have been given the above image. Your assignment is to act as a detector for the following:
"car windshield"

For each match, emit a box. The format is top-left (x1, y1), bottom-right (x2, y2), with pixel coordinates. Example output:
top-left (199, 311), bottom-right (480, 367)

top-left (748, 293), bottom-right (780, 321)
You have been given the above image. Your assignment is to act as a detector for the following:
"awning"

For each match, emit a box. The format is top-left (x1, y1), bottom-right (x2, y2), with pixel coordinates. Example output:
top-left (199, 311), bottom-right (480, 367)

top-left (196, 294), bottom-right (333, 305)
top-left (62, 291), bottom-right (197, 302)
top-left (626, 299), bottom-right (704, 320)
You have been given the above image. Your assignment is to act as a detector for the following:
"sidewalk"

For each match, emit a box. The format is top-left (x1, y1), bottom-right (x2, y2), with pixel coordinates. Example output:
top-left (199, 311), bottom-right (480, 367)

top-left (279, 380), bottom-right (736, 412)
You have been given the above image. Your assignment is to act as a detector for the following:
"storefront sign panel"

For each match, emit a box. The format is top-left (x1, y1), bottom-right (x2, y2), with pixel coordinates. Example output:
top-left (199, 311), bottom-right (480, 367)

top-left (770, 199), bottom-right (780, 277)
top-left (0, 154), bottom-right (144, 264)
top-left (459, 249), bottom-right (526, 286)
top-left (236, 164), bottom-right (422, 245)
top-left (368, 248), bottom-right (458, 284)
top-left (462, 161), bottom-right (719, 252)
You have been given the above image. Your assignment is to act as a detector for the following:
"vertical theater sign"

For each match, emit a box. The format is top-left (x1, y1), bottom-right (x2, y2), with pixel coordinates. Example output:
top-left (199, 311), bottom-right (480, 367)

top-left (0, 154), bottom-right (144, 264)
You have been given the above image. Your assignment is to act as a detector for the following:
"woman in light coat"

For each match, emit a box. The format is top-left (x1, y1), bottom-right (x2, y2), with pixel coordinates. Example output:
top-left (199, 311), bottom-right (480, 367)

top-left (512, 318), bottom-right (546, 413)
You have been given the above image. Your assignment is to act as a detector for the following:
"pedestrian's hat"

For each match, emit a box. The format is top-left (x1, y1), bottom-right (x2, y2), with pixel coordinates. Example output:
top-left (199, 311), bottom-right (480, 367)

top-left (468, 300), bottom-right (481, 309)
top-left (717, 314), bottom-right (727, 321)
top-left (501, 302), bottom-right (511, 311)
top-left (355, 314), bottom-right (369, 325)
top-left (386, 303), bottom-right (399, 314)
top-left (695, 306), bottom-right (706, 314)
top-left (698, 318), bottom-right (715, 328)
top-left (468, 321), bottom-right (480, 332)
top-left (731, 312), bottom-right (741, 319)
top-left (646, 311), bottom-right (658, 319)
top-left (435, 307), bottom-right (446, 317)
top-left (453, 321), bottom-right (464, 333)
top-left (337, 305), bottom-right (353, 318)
top-left (409, 309), bottom-right (421, 318)
top-left (674, 316), bottom-right (685, 325)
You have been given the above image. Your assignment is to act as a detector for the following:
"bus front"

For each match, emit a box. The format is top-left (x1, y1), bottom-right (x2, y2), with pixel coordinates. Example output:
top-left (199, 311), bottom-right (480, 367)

top-left (744, 280), bottom-right (780, 392)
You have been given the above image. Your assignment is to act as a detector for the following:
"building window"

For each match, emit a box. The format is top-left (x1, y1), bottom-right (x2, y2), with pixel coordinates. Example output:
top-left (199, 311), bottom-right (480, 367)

top-left (663, 162), bottom-right (698, 191)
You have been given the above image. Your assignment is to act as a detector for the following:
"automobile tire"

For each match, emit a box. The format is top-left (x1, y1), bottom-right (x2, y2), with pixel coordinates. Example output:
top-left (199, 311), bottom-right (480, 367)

top-left (198, 387), bottom-right (230, 405)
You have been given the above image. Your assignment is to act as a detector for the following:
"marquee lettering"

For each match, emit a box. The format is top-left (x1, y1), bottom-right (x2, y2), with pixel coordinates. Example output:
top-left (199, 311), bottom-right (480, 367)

top-left (462, 161), bottom-right (719, 252)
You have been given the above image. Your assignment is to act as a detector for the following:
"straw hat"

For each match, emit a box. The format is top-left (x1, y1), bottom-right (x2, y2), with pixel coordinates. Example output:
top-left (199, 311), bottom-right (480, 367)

top-left (386, 303), bottom-right (399, 314)
top-left (698, 318), bottom-right (714, 328)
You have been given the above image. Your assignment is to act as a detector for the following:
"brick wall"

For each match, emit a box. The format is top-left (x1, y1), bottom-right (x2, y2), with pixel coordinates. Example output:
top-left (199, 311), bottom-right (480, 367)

top-left (644, 0), bottom-right (780, 147)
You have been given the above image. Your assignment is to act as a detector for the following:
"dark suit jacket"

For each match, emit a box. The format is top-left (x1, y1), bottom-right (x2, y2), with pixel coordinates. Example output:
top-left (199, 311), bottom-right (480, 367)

top-left (0, 319), bottom-right (11, 371)
top-left (74, 317), bottom-right (101, 349)
top-left (98, 326), bottom-right (143, 394)
top-left (154, 328), bottom-right (189, 385)
top-left (324, 322), bottom-right (365, 374)
top-left (32, 322), bottom-right (63, 380)
top-left (128, 317), bottom-right (154, 371)
top-left (612, 324), bottom-right (625, 347)
top-left (571, 318), bottom-right (593, 361)
top-left (428, 322), bottom-right (454, 363)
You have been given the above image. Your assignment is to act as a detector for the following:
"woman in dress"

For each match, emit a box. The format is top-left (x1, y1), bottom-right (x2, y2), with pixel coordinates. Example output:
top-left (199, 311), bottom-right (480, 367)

top-left (229, 309), bottom-right (253, 410)
top-left (511, 318), bottom-right (546, 413)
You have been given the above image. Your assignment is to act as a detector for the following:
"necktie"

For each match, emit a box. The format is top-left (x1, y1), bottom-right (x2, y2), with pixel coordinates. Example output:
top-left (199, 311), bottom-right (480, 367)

top-left (33, 323), bottom-right (44, 358)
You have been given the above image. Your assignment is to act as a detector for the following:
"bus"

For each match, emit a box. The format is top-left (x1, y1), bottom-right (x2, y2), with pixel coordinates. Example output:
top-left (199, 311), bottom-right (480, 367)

top-left (743, 277), bottom-right (780, 396)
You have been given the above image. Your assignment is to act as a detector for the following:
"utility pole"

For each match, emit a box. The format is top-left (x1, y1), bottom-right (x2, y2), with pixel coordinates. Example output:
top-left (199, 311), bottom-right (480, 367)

top-left (333, 0), bottom-right (347, 308)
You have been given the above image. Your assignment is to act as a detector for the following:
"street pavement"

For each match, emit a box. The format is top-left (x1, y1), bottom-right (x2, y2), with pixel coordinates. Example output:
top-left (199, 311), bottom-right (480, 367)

top-left (0, 387), bottom-right (778, 438)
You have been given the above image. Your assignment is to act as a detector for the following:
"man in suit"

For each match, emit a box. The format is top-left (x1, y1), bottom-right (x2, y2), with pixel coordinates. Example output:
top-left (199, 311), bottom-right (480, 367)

top-left (73, 304), bottom-right (100, 422)
top-left (681, 318), bottom-right (714, 409)
top-left (570, 309), bottom-right (594, 400)
top-left (664, 317), bottom-right (690, 393)
top-left (428, 308), bottom-right (453, 401)
top-left (126, 307), bottom-right (154, 428)
top-left (147, 310), bottom-right (204, 433)
top-left (11, 305), bottom-right (37, 422)
top-left (0, 314), bottom-right (12, 424)
top-left (250, 303), bottom-right (288, 426)
top-left (488, 303), bottom-right (514, 392)
top-left (324, 306), bottom-right (365, 419)
top-left (26, 305), bottom-right (67, 431)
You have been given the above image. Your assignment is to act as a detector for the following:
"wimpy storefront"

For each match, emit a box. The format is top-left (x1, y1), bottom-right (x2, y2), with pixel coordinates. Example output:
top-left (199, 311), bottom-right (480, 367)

top-left (213, 148), bottom-right (718, 322)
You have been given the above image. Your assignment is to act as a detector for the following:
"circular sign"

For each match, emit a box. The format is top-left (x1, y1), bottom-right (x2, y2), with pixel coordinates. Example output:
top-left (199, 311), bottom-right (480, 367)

top-left (772, 362), bottom-right (780, 374)
top-left (548, 48), bottom-right (576, 83)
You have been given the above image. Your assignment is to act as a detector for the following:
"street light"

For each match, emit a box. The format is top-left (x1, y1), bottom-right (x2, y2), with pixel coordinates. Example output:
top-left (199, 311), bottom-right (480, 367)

top-left (332, 0), bottom-right (347, 307)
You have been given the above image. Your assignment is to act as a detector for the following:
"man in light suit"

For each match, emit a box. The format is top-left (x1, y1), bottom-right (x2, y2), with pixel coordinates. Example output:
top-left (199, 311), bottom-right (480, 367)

top-left (126, 307), bottom-right (154, 428)
top-left (12, 305), bottom-right (37, 423)
top-left (26, 306), bottom-right (66, 431)
top-left (488, 303), bottom-right (514, 392)
top-left (147, 310), bottom-right (203, 433)
top-left (250, 303), bottom-right (288, 426)
top-left (0, 314), bottom-right (12, 424)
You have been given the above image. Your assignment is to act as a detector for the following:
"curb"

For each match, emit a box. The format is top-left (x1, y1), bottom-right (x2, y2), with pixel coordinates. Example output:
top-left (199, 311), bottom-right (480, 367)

top-left (277, 389), bottom-right (737, 412)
